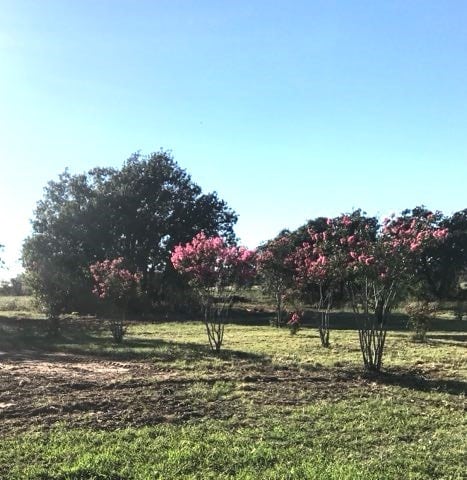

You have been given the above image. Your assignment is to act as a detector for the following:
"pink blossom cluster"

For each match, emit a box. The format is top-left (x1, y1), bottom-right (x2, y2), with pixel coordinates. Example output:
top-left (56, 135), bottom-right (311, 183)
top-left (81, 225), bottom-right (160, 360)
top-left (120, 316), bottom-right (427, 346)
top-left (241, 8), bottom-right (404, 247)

top-left (171, 232), bottom-right (256, 288)
top-left (293, 239), bottom-right (331, 283)
top-left (221, 244), bottom-right (257, 283)
top-left (293, 215), bottom-right (364, 285)
top-left (382, 216), bottom-right (448, 253)
top-left (90, 257), bottom-right (141, 300)
top-left (287, 311), bottom-right (302, 326)
top-left (349, 251), bottom-right (375, 265)
top-left (293, 212), bottom-right (449, 285)
top-left (338, 215), bottom-right (352, 227)
top-left (256, 235), bottom-right (293, 273)
top-left (257, 235), bottom-right (291, 266)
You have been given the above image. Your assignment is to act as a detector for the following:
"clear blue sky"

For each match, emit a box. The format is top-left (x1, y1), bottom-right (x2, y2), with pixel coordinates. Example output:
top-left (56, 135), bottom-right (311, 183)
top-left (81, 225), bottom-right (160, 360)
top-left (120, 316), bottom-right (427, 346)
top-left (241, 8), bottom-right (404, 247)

top-left (1, 0), bottom-right (466, 279)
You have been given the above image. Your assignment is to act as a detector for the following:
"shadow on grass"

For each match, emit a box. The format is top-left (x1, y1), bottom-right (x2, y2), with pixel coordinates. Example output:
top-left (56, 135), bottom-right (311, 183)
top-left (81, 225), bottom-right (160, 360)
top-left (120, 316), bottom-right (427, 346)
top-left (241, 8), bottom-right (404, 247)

top-left (0, 315), bottom-right (269, 365)
top-left (357, 367), bottom-right (467, 396)
top-left (301, 311), bottom-right (467, 332)
top-left (427, 334), bottom-right (467, 348)
top-left (97, 336), bottom-right (269, 364)
top-left (227, 309), bottom-right (467, 333)
top-left (226, 308), bottom-right (275, 326)
top-left (0, 314), bottom-right (105, 349)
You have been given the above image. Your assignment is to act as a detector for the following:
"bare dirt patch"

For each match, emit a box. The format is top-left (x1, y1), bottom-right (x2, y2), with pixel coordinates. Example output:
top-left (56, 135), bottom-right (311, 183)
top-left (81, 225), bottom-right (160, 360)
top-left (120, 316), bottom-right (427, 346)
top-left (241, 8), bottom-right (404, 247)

top-left (1, 345), bottom-right (464, 436)
top-left (0, 350), bottom-right (185, 433)
top-left (0, 348), bottom-right (363, 435)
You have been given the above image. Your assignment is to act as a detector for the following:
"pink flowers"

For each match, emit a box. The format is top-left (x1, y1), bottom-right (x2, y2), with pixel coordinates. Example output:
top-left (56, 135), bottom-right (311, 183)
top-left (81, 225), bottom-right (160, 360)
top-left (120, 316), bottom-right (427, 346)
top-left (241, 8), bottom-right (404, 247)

top-left (363, 255), bottom-right (375, 265)
top-left (340, 215), bottom-right (352, 227)
top-left (90, 257), bottom-right (141, 302)
top-left (293, 241), bottom-right (329, 283)
top-left (171, 232), bottom-right (256, 288)
top-left (287, 311), bottom-right (302, 334)
top-left (433, 228), bottom-right (449, 239)
top-left (383, 215), bottom-right (449, 256)
top-left (292, 211), bottom-right (449, 288)
top-left (288, 311), bottom-right (301, 325)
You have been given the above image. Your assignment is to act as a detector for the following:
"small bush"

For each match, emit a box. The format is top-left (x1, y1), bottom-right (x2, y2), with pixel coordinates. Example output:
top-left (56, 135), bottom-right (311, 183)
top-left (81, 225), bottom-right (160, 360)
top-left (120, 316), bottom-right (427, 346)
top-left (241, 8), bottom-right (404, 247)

top-left (405, 301), bottom-right (438, 342)
top-left (287, 311), bottom-right (302, 335)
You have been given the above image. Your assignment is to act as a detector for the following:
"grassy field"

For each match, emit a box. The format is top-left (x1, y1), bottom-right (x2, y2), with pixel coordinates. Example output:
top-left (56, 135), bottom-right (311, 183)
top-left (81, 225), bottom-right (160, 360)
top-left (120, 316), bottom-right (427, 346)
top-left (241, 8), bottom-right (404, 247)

top-left (0, 295), bottom-right (36, 314)
top-left (0, 309), bottom-right (465, 479)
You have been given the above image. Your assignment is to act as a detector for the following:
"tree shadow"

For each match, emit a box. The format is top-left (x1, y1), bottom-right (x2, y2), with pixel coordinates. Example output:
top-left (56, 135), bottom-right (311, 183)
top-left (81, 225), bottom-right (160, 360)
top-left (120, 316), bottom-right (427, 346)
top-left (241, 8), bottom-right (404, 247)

top-left (224, 308), bottom-right (275, 326)
top-left (358, 367), bottom-right (467, 396)
top-left (135, 337), bottom-right (269, 363)
top-left (427, 334), bottom-right (467, 348)
top-left (0, 315), bottom-right (106, 350)
top-left (300, 310), bottom-right (467, 333)
top-left (0, 315), bottom-right (269, 365)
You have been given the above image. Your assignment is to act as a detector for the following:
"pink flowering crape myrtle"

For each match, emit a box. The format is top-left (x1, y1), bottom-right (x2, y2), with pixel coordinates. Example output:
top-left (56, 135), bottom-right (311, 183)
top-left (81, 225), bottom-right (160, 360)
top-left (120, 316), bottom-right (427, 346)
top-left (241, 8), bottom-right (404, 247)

top-left (171, 232), bottom-right (256, 352)
top-left (287, 311), bottom-right (302, 335)
top-left (256, 234), bottom-right (296, 328)
top-left (90, 257), bottom-right (141, 343)
top-left (293, 209), bottom-right (448, 371)
top-left (292, 214), bottom-right (362, 347)
top-left (340, 212), bottom-right (448, 372)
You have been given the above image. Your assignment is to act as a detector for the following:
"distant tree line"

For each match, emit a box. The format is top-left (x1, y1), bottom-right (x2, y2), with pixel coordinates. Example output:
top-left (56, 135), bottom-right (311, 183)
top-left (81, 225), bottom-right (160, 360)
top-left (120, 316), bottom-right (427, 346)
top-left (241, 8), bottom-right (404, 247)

top-left (0, 274), bottom-right (31, 296)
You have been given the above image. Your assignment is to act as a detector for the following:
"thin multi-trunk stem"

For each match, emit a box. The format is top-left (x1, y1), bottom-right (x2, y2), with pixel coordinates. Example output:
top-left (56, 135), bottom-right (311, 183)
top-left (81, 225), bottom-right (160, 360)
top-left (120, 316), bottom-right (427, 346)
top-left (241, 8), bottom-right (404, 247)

top-left (204, 305), bottom-right (225, 353)
top-left (110, 310), bottom-right (126, 343)
top-left (202, 290), bottom-right (232, 353)
top-left (274, 290), bottom-right (285, 327)
top-left (353, 279), bottom-right (396, 372)
top-left (318, 285), bottom-right (332, 347)
top-left (358, 315), bottom-right (387, 372)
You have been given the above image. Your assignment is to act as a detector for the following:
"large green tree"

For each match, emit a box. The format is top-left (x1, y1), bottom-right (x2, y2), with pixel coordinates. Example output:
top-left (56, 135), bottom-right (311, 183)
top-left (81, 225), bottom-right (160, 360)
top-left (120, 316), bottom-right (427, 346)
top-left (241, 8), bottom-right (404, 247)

top-left (23, 151), bottom-right (237, 313)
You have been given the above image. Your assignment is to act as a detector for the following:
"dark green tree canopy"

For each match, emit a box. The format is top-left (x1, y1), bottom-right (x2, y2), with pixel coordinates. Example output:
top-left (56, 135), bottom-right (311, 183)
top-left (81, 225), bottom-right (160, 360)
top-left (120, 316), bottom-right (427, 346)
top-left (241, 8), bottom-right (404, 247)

top-left (406, 207), bottom-right (467, 299)
top-left (23, 151), bottom-right (237, 312)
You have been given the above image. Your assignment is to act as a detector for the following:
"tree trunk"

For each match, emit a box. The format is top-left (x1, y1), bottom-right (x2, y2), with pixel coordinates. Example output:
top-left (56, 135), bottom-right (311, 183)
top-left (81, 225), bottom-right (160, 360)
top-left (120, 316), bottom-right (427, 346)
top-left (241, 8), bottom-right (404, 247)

top-left (358, 321), bottom-right (386, 372)
top-left (358, 305), bottom-right (387, 372)
top-left (204, 305), bottom-right (225, 352)
top-left (319, 309), bottom-right (330, 348)
top-left (350, 279), bottom-right (395, 373)
top-left (274, 292), bottom-right (284, 328)
top-left (109, 307), bottom-right (126, 343)
top-left (318, 285), bottom-right (332, 347)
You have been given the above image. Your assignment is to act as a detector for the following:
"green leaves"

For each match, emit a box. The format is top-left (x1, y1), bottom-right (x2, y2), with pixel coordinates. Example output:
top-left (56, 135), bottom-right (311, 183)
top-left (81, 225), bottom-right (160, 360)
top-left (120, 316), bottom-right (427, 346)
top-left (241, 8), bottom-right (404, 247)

top-left (23, 151), bottom-right (237, 312)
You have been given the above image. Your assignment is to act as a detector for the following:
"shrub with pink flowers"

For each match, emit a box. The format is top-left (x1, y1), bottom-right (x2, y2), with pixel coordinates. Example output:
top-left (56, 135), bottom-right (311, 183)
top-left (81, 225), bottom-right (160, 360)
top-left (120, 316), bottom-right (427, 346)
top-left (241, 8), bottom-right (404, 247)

top-left (287, 311), bottom-right (302, 335)
top-left (171, 232), bottom-right (256, 352)
top-left (292, 212), bottom-right (374, 347)
top-left (292, 209), bottom-right (448, 370)
top-left (339, 211), bottom-right (448, 371)
top-left (256, 234), bottom-right (296, 327)
top-left (90, 257), bottom-right (141, 343)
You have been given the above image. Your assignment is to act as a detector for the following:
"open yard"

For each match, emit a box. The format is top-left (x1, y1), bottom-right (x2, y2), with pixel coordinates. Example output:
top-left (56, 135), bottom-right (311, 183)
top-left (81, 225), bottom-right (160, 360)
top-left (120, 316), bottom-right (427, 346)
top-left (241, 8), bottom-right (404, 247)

top-left (0, 311), bottom-right (465, 479)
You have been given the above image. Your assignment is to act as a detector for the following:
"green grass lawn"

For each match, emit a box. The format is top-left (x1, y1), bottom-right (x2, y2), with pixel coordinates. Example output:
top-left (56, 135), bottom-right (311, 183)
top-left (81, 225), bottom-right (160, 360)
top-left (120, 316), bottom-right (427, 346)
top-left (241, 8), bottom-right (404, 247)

top-left (0, 295), bottom-right (36, 314)
top-left (0, 314), bottom-right (465, 479)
